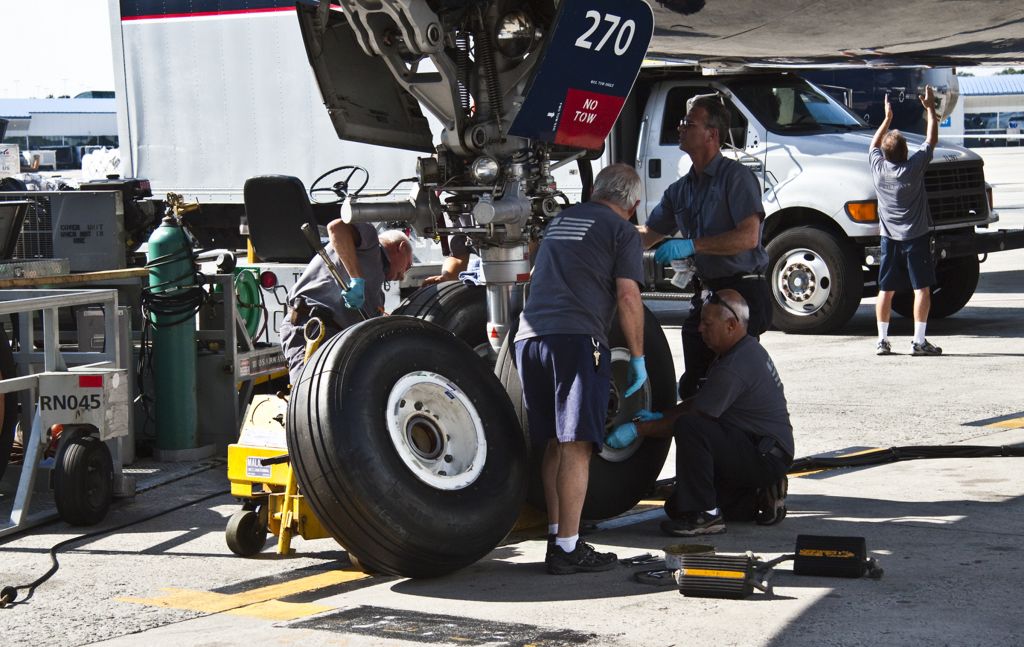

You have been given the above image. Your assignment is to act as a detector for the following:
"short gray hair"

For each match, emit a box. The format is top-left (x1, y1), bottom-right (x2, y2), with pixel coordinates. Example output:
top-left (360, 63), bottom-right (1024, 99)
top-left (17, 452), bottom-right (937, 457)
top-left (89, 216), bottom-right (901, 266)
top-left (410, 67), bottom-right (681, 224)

top-left (688, 94), bottom-right (730, 141)
top-left (591, 163), bottom-right (641, 210)
top-left (378, 228), bottom-right (411, 249)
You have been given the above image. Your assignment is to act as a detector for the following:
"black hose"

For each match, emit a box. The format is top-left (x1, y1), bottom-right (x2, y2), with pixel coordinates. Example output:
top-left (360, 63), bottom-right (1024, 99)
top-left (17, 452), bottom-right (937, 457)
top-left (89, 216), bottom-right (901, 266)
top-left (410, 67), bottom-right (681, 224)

top-left (789, 444), bottom-right (1024, 474)
top-left (0, 489), bottom-right (226, 608)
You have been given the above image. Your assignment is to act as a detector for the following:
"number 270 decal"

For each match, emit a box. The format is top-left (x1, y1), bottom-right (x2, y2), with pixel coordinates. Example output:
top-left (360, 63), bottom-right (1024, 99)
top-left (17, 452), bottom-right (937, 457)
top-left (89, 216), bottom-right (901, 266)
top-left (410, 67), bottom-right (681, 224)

top-left (574, 11), bottom-right (637, 56)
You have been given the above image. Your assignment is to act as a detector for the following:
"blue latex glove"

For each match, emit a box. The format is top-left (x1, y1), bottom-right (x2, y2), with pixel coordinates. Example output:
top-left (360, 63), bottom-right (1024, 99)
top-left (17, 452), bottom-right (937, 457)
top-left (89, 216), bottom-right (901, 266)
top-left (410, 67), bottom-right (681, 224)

top-left (606, 422), bottom-right (638, 449)
top-left (654, 238), bottom-right (695, 264)
top-left (623, 355), bottom-right (647, 398)
top-left (342, 277), bottom-right (366, 310)
top-left (633, 408), bottom-right (664, 422)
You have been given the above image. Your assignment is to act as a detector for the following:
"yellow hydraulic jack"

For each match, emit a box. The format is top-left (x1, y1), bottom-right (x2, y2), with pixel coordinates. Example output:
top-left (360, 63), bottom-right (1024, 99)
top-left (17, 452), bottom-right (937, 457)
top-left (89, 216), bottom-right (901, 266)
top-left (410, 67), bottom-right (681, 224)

top-left (223, 318), bottom-right (331, 557)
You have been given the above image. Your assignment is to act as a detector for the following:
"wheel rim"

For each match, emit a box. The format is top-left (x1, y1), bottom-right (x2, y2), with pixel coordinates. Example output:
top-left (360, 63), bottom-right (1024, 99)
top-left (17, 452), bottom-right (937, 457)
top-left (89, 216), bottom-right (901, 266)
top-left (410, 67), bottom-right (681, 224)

top-left (599, 347), bottom-right (651, 463)
top-left (386, 370), bottom-right (487, 490)
top-left (773, 247), bottom-right (832, 316)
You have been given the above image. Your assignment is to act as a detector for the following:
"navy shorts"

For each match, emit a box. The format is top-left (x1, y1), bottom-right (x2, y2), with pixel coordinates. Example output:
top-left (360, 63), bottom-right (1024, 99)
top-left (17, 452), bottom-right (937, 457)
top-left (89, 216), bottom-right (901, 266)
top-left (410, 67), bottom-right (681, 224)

top-left (514, 334), bottom-right (611, 447)
top-left (879, 234), bottom-right (935, 291)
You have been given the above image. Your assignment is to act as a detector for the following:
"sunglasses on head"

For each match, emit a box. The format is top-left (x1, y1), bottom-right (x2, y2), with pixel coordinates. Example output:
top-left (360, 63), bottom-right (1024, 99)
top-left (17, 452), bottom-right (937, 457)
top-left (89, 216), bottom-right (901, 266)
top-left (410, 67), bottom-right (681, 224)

top-left (703, 291), bottom-right (740, 321)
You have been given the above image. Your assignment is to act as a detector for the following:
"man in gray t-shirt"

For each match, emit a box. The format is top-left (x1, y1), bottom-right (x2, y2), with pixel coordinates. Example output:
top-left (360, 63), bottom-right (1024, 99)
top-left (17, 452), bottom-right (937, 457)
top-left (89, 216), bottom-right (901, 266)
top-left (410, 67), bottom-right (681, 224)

top-left (606, 289), bottom-right (793, 536)
top-left (279, 219), bottom-right (413, 385)
top-left (870, 86), bottom-right (943, 357)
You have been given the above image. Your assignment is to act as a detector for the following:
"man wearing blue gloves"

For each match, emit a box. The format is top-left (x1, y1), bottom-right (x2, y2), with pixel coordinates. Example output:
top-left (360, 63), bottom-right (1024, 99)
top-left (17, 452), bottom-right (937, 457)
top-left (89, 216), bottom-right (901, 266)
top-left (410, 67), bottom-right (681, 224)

top-left (515, 164), bottom-right (646, 575)
top-left (606, 290), bottom-right (793, 536)
top-left (640, 94), bottom-right (772, 399)
top-left (280, 218), bottom-right (413, 385)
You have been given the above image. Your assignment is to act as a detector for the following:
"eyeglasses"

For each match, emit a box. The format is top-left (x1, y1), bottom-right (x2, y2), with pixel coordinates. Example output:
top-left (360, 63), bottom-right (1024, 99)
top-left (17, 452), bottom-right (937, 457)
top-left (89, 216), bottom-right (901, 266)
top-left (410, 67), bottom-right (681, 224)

top-left (703, 291), bottom-right (740, 321)
top-left (679, 119), bottom-right (708, 129)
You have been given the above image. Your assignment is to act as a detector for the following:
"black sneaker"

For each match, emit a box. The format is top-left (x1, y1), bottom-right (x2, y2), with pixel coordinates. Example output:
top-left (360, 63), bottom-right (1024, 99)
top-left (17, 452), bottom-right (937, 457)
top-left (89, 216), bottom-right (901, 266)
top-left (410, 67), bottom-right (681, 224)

top-left (546, 541), bottom-right (618, 575)
top-left (911, 339), bottom-right (942, 356)
top-left (546, 533), bottom-right (555, 558)
top-left (876, 339), bottom-right (892, 356)
top-left (755, 477), bottom-right (788, 526)
top-left (660, 512), bottom-right (726, 537)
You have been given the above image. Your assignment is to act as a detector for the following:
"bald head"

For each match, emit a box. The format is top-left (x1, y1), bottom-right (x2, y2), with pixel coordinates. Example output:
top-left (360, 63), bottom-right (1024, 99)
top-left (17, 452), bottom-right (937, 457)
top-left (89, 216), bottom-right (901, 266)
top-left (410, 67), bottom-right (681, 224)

top-left (699, 288), bottom-right (751, 354)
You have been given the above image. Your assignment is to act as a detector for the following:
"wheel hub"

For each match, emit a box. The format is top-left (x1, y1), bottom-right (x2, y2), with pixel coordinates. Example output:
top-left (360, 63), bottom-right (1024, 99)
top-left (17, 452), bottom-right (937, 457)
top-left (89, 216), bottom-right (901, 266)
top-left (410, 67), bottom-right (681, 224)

top-left (386, 371), bottom-right (487, 490)
top-left (600, 347), bottom-right (651, 463)
top-left (774, 248), bottom-right (832, 315)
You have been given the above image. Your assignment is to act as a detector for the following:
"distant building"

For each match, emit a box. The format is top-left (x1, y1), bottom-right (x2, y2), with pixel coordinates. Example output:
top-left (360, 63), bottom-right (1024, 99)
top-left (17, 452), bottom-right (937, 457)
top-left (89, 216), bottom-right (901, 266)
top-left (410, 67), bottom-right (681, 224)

top-left (0, 97), bottom-right (117, 168)
top-left (945, 76), bottom-right (1024, 147)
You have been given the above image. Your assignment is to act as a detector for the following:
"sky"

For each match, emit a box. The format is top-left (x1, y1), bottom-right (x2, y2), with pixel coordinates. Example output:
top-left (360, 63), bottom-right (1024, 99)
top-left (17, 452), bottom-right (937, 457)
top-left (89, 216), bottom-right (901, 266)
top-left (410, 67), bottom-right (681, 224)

top-left (2, 0), bottom-right (115, 98)
top-left (0, 1), bottom-right (1011, 99)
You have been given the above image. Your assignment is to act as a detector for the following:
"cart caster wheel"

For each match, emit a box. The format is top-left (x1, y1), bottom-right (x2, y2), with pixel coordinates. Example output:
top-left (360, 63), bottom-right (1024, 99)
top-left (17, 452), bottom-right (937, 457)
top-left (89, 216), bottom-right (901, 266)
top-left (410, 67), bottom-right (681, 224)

top-left (226, 508), bottom-right (268, 557)
top-left (54, 435), bottom-right (113, 526)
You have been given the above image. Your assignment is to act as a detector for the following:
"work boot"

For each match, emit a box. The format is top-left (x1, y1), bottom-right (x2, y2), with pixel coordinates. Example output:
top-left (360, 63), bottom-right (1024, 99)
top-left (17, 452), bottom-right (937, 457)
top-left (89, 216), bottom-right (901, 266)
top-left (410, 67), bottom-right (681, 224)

top-left (911, 339), bottom-right (942, 356)
top-left (755, 477), bottom-right (788, 525)
top-left (546, 541), bottom-right (617, 575)
top-left (660, 512), bottom-right (726, 537)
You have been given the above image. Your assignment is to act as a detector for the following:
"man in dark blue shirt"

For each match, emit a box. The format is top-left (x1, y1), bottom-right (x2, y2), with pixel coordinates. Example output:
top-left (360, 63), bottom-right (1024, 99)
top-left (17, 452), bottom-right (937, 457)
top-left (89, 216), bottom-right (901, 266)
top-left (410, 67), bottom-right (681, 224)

top-left (606, 290), bottom-right (793, 536)
top-left (515, 164), bottom-right (646, 574)
top-left (639, 95), bottom-right (771, 398)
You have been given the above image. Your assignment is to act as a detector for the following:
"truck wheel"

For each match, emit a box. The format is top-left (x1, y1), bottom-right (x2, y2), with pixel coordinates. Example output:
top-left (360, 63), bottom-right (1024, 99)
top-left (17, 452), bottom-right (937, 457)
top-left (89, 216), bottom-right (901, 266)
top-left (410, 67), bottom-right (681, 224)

top-left (891, 255), bottom-right (980, 319)
top-left (496, 306), bottom-right (674, 520)
top-left (392, 281), bottom-right (491, 361)
top-left (54, 435), bottom-right (114, 526)
top-left (0, 326), bottom-right (18, 481)
top-left (287, 316), bottom-right (527, 578)
top-left (767, 227), bottom-right (863, 334)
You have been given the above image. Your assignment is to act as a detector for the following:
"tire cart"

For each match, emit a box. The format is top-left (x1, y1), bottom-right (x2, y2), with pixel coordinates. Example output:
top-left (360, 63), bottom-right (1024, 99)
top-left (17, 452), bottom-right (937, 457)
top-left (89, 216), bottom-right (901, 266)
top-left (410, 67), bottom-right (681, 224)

top-left (225, 392), bottom-right (331, 557)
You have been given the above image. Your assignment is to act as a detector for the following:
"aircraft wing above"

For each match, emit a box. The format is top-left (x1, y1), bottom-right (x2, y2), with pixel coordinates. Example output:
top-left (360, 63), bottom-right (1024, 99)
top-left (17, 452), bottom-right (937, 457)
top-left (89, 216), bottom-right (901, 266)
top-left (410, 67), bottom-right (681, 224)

top-left (647, 1), bottom-right (1024, 67)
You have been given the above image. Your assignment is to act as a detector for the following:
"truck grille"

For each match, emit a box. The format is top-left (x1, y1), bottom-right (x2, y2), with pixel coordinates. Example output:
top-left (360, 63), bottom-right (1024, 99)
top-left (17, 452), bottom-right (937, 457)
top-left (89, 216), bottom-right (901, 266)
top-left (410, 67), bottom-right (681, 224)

top-left (924, 160), bottom-right (988, 226)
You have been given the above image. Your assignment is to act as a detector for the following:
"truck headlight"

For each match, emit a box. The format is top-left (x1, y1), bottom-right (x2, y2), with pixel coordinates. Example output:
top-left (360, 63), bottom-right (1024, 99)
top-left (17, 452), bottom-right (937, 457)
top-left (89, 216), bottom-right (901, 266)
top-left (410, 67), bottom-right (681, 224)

top-left (845, 200), bottom-right (878, 223)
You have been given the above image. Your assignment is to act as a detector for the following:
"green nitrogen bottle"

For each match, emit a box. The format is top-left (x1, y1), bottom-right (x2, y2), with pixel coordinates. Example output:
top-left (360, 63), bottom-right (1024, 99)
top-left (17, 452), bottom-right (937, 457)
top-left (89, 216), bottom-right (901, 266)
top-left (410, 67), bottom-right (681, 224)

top-left (146, 215), bottom-right (197, 451)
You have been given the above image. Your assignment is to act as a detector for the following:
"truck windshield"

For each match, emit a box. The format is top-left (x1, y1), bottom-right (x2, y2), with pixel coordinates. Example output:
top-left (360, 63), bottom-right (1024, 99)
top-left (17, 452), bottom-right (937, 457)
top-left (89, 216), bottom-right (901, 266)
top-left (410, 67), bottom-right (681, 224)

top-left (730, 77), bottom-right (867, 134)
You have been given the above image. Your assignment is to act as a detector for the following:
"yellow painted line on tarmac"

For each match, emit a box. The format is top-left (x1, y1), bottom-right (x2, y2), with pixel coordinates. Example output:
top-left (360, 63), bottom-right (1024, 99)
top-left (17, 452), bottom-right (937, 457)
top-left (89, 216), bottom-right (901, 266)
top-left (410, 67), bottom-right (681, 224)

top-left (788, 447), bottom-right (887, 478)
top-left (986, 416), bottom-right (1024, 429)
top-left (117, 569), bottom-right (368, 620)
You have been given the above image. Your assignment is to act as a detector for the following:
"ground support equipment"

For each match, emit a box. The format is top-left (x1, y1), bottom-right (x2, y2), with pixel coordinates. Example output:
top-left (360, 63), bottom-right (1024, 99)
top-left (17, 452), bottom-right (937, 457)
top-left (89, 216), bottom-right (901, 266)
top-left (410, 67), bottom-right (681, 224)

top-left (225, 394), bottom-right (330, 556)
top-left (0, 288), bottom-right (132, 538)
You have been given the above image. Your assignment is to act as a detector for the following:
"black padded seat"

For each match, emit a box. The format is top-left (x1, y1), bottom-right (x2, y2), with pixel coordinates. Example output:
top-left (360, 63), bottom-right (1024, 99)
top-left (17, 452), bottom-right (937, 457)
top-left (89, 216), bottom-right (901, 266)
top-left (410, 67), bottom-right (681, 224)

top-left (243, 175), bottom-right (320, 263)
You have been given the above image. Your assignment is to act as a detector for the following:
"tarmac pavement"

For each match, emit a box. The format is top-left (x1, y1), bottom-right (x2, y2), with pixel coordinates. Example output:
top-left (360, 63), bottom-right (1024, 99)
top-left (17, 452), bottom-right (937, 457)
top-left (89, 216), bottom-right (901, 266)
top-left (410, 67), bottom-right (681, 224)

top-left (1, 148), bottom-right (1023, 646)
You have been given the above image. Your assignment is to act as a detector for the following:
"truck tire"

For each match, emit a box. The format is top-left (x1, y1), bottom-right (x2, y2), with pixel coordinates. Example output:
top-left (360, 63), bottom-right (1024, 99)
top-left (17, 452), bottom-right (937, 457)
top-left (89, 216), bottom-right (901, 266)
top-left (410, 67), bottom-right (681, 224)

top-left (891, 255), bottom-right (980, 319)
top-left (287, 316), bottom-right (527, 578)
top-left (496, 306), bottom-right (675, 521)
top-left (767, 226), bottom-right (863, 334)
top-left (392, 281), bottom-right (491, 361)
top-left (0, 326), bottom-right (18, 481)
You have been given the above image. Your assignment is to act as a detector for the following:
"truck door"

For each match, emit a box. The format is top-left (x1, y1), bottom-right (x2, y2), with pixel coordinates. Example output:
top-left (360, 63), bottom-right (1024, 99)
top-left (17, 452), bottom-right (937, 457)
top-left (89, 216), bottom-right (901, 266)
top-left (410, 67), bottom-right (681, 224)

top-left (637, 83), bottom-right (748, 223)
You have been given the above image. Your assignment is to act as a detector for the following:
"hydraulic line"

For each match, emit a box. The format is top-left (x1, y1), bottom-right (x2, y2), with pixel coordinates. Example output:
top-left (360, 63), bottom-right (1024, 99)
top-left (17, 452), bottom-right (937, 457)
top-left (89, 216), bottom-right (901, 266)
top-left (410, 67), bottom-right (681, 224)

top-left (0, 487), bottom-right (226, 608)
top-left (789, 444), bottom-right (1024, 474)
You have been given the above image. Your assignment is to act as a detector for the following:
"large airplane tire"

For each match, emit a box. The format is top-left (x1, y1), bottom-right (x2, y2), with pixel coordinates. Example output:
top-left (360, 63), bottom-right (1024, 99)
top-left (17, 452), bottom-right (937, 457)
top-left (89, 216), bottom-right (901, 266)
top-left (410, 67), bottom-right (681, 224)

top-left (392, 281), bottom-right (491, 361)
top-left (497, 305), bottom-right (675, 521)
top-left (287, 316), bottom-right (527, 578)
